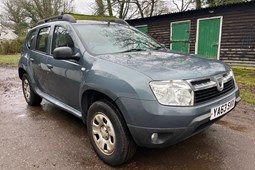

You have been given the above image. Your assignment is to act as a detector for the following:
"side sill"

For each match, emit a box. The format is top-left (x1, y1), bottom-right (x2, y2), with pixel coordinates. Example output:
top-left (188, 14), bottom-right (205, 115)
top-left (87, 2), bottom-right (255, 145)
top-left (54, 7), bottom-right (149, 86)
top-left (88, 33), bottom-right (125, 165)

top-left (36, 90), bottom-right (82, 119)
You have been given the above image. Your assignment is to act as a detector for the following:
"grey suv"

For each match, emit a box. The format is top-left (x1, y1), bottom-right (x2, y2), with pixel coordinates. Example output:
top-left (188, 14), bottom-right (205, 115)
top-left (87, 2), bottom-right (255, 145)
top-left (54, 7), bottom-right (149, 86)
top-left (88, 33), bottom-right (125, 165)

top-left (18, 14), bottom-right (240, 166)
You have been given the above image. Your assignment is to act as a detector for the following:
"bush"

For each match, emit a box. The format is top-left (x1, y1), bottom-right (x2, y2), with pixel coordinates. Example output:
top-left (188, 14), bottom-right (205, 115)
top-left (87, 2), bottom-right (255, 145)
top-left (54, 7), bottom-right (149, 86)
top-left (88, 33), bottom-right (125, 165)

top-left (0, 36), bottom-right (25, 55)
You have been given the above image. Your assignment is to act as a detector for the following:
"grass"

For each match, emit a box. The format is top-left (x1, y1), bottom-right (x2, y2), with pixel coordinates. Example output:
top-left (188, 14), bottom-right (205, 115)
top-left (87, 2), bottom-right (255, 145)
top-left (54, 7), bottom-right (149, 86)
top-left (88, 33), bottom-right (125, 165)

top-left (232, 66), bottom-right (255, 86)
top-left (232, 66), bottom-right (255, 105)
top-left (240, 89), bottom-right (255, 105)
top-left (0, 54), bottom-right (20, 66)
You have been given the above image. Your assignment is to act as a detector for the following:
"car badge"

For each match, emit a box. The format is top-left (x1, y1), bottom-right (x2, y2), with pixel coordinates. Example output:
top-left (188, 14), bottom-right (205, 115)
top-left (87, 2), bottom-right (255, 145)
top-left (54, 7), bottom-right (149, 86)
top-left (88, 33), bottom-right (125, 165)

top-left (215, 76), bottom-right (224, 91)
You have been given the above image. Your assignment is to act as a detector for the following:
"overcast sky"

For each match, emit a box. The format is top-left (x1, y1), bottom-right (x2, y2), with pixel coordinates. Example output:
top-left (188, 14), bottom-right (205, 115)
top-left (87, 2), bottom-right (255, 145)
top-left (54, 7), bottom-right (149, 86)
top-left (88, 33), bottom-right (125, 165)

top-left (0, 2), bottom-right (4, 14)
top-left (74, 0), bottom-right (94, 14)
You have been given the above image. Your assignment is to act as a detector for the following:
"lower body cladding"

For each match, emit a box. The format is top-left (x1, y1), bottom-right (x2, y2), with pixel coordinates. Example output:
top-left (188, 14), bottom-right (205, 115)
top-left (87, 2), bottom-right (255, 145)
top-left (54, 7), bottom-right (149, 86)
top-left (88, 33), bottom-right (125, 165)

top-left (116, 88), bottom-right (240, 148)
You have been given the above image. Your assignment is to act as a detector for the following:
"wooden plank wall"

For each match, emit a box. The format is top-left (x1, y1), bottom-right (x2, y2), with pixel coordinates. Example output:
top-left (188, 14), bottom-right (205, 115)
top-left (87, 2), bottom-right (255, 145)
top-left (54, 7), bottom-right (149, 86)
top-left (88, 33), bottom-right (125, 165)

top-left (127, 2), bottom-right (255, 67)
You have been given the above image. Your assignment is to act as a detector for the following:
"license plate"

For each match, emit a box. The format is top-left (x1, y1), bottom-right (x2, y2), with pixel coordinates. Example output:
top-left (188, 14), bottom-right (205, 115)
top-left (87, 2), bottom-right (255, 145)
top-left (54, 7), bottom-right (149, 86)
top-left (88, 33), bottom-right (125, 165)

top-left (210, 98), bottom-right (235, 120)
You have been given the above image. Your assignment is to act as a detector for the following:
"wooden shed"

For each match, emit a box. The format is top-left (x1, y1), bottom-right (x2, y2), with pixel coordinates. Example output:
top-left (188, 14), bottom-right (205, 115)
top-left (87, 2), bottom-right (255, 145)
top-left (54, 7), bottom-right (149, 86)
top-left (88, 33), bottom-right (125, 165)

top-left (126, 1), bottom-right (255, 67)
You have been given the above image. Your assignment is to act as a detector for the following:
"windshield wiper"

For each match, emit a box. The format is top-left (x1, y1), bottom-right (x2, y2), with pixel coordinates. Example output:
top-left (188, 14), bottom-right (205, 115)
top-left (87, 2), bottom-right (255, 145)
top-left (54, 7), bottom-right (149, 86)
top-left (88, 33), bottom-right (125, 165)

top-left (120, 48), bottom-right (145, 53)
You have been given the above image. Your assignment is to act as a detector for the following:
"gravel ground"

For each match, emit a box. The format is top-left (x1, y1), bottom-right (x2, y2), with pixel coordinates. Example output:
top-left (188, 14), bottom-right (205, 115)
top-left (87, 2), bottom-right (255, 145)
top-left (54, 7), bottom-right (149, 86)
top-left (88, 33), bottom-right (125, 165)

top-left (0, 66), bottom-right (255, 170)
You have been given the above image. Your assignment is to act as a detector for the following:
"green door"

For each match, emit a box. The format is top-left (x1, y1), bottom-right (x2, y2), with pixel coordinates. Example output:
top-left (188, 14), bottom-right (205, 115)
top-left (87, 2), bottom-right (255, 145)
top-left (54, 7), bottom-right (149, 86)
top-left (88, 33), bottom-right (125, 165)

top-left (171, 21), bottom-right (190, 53)
top-left (135, 25), bottom-right (148, 34)
top-left (197, 17), bottom-right (221, 59)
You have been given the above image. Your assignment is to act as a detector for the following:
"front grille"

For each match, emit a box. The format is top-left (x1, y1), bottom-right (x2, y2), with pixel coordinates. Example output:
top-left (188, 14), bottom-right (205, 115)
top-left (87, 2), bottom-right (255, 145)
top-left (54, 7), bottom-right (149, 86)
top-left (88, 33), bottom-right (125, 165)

top-left (191, 79), bottom-right (211, 86)
top-left (194, 79), bottom-right (235, 104)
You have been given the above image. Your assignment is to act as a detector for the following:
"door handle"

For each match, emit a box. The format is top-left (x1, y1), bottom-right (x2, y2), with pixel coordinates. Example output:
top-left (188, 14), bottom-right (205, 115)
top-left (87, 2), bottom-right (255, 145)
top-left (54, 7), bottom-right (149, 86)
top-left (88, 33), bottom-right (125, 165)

top-left (30, 58), bottom-right (34, 62)
top-left (47, 64), bottom-right (53, 69)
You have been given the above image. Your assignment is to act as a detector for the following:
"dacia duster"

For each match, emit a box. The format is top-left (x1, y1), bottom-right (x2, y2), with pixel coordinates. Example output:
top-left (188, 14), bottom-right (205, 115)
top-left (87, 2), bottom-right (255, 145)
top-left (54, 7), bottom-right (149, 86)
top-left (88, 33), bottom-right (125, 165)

top-left (18, 14), bottom-right (240, 166)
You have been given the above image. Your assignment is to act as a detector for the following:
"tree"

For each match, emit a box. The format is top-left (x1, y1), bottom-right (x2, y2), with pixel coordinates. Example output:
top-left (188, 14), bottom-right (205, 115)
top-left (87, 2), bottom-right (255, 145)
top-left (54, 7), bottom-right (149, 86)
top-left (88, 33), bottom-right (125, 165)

top-left (107, 0), bottom-right (113, 16)
top-left (206, 0), bottom-right (248, 7)
top-left (3, 0), bottom-right (74, 35)
top-left (3, 0), bottom-right (28, 35)
top-left (95, 0), bottom-right (105, 16)
top-left (195, 0), bottom-right (202, 9)
top-left (93, 0), bottom-right (129, 18)
top-left (116, 0), bottom-right (130, 19)
top-left (185, 0), bottom-right (248, 10)
top-left (93, 0), bottom-right (169, 19)
top-left (171, 0), bottom-right (194, 12)
top-left (132, 0), bottom-right (169, 18)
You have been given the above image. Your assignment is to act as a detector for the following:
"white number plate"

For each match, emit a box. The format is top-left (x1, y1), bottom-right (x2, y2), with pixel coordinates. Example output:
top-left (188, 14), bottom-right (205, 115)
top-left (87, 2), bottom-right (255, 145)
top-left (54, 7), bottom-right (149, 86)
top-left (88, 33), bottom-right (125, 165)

top-left (210, 98), bottom-right (235, 120)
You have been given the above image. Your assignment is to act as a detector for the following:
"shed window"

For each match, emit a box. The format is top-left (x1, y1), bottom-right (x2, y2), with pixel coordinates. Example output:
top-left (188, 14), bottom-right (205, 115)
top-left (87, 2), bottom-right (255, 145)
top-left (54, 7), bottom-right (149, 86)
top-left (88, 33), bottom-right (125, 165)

top-left (135, 25), bottom-right (148, 34)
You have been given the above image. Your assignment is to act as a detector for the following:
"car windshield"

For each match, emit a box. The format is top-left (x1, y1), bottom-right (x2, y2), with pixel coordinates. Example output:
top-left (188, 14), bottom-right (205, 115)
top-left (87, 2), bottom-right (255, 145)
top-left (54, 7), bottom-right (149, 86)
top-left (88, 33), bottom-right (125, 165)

top-left (74, 24), bottom-right (162, 55)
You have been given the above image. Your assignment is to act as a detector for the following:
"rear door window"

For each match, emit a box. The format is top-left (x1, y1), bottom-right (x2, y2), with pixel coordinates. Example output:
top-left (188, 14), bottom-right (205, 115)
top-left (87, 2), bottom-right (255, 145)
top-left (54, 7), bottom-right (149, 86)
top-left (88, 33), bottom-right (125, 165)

top-left (26, 30), bottom-right (36, 49)
top-left (35, 27), bottom-right (50, 53)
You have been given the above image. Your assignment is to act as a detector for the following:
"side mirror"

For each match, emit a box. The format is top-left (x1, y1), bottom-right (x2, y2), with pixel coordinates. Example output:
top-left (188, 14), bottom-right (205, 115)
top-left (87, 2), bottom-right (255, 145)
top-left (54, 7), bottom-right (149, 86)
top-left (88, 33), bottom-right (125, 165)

top-left (53, 47), bottom-right (80, 60)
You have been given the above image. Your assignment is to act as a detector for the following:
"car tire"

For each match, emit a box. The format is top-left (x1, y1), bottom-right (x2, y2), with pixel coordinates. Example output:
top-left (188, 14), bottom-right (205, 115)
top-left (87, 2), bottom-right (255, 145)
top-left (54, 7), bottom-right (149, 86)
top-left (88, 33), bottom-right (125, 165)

top-left (87, 100), bottom-right (137, 166)
top-left (22, 74), bottom-right (42, 106)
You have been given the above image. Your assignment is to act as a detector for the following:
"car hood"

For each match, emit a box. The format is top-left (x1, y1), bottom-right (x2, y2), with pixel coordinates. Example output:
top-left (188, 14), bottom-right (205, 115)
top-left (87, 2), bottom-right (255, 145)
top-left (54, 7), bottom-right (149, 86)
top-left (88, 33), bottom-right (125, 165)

top-left (97, 51), bottom-right (230, 80)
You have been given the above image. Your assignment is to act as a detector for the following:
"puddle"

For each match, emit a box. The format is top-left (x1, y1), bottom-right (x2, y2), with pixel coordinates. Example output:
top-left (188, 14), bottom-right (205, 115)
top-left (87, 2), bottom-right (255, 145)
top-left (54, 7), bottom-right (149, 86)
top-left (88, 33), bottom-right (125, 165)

top-left (216, 120), bottom-right (248, 132)
top-left (16, 114), bottom-right (27, 118)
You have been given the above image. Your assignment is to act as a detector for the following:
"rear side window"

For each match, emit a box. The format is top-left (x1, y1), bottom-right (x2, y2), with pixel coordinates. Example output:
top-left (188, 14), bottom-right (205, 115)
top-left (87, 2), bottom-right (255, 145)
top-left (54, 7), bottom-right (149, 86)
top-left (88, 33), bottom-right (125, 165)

top-left (26, 30), bottom-right (36, 49)
top-left (35, 27), bottom-right (50, 53)
top-left (52, 26), bottom-right (75, 54)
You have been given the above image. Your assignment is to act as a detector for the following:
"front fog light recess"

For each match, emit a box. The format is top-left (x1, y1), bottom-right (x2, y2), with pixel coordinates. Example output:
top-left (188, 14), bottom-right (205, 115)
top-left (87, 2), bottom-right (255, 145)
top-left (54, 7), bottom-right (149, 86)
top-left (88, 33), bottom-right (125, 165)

top-left (151, 133), bottom-right (158, 143)
top-left (150, 80), bottom-right (194, 106)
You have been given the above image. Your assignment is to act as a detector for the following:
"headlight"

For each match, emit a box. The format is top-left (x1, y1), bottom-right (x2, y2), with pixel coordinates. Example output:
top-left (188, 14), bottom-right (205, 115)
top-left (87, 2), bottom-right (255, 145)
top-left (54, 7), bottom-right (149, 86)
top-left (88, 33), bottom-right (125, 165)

top-left (229, 69), bottom-right (234, 78)
top-left (150, 80), bottom-right (194, 106)
top-left (229, 69), bottom-right (238, 87)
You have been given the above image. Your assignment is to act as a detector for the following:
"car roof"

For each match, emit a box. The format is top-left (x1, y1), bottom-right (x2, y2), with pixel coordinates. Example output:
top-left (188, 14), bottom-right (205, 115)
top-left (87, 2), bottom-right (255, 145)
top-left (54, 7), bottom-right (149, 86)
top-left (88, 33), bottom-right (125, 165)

top-left (35, 14), bottom-right (129, 27)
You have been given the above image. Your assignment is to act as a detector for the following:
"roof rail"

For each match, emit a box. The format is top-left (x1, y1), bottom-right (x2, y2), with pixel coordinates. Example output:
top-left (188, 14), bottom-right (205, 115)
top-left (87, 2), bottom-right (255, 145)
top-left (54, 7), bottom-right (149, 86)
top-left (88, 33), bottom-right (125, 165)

top-left (36, 14), bottom-right (76, 25)
top-left (107, 19), bottom-right (129, 26)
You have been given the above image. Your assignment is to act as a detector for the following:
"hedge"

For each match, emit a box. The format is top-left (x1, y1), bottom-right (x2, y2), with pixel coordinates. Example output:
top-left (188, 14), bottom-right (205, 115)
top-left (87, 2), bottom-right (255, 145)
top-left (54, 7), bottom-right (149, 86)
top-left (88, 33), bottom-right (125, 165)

top-left (0, 37), bottom-right (25, 55)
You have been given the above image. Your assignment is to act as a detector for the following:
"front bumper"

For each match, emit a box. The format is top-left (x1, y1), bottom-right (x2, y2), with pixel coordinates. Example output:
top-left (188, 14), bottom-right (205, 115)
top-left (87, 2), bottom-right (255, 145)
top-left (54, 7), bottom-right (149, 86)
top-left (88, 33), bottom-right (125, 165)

top-left (116, 87), bottom-right (240, 148)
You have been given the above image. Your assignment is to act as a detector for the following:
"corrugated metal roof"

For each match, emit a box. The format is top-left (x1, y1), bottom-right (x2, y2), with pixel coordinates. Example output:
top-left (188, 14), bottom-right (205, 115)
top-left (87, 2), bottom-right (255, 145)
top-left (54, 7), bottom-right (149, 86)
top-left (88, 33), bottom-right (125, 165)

top-left (127, 1), bottom-right (254, 21)
top-left (169, 1), bottom-right (252, 14)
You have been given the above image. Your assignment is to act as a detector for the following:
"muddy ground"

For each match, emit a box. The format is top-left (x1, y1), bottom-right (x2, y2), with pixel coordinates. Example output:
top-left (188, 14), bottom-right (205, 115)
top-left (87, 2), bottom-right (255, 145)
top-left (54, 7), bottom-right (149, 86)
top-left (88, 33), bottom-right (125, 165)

top-left (0, 66), bottom-right (255, 170)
